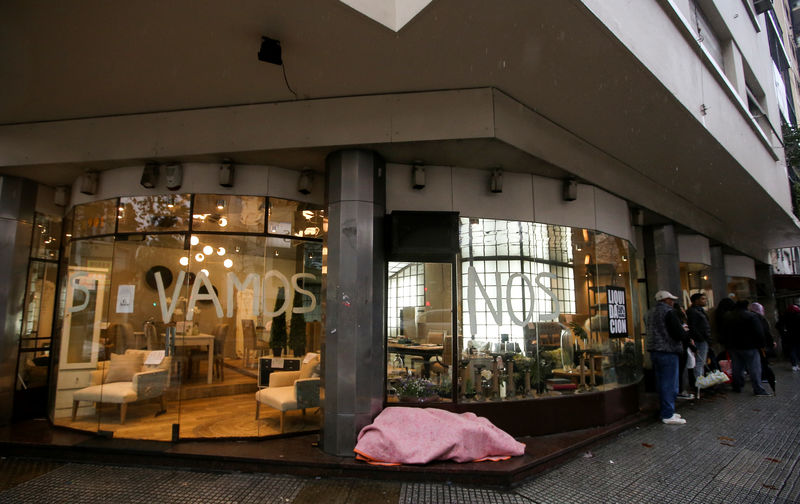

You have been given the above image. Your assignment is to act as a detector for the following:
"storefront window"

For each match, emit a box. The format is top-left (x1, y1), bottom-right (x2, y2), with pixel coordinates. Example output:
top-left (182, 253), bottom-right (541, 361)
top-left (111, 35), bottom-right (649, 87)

top-left (385, 217), bottom-right (642, 405)
top-left (192, 194), bottom-right (265, 233)
top-left (117, 194), bottom-right (191, 233)
top-left (72, 199), bottom-right (116, 238)
top-left (52, 195), bottom-right (324, 440)
top-left (680, 263), bottom-right (714, 308)
top-left (387, 262), bottom-right (454, 403)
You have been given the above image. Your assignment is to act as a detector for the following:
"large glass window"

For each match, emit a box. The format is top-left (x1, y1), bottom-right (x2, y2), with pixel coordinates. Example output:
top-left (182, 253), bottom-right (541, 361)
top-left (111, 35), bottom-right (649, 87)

top-left (386, 217), bottom-right (643, 406)
top-left (52, 194), bottom-right (324, 441)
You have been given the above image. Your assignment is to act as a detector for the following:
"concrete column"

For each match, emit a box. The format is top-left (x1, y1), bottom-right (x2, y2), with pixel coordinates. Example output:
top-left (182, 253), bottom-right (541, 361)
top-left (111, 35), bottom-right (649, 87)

top-left (322, 150), bottom-right (386, 456)
top-left (0, 176), bottom-right (37, 425)
top-left (710, 246), bottom-right (727, 305)
top-left (643, 224), bottom-right (681, 305)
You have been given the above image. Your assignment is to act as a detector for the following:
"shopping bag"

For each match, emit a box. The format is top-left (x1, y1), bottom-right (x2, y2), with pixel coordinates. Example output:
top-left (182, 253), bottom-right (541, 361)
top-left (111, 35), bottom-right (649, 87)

top-left (686, 348), bottom-right (696, 369)
top-left (718, 352), bottom-right (732, 384)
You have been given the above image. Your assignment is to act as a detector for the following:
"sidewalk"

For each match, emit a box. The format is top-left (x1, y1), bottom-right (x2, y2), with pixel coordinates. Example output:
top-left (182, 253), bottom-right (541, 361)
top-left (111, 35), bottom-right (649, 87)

top-left (1, 364), bottom-right (799, 503)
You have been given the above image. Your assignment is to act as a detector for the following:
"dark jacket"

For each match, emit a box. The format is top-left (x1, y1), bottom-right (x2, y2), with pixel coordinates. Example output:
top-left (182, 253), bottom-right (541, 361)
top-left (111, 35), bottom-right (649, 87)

top-left (646, 302), bottom-right (684, 354)
top-left (723, 309), bottom-right (764, 350)
top-left (686, 305), bottom-right (710, 343)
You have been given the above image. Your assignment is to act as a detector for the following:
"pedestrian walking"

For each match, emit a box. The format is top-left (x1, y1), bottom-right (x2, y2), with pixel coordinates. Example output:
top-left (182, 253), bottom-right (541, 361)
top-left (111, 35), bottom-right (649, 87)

top-left (723, 301), bottom-right (771, 396)
top-left (748, 302), bottom-right (776, 394)
top-left (646, 290), bottom-right (688, 425)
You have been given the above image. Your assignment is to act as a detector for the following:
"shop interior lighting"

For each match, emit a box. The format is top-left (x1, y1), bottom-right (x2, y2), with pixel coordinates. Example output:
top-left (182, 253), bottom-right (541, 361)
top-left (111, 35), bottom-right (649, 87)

top-left (195, 253), bottom-right (205, 262)
top-left (302, 210), bottom-right (314, 220)
top-left (200, 269), bottom-right (209, 277)
top-left (190, 235), bottom-right (199, 246)
top-left (217, 199), bottom-right (226, 210)
top-left (179, 256), bottom-right (189, 266)
top-left (584, 254), bottom-right (591, 265)
top-left (167, 196), bottom-right (175, 208)
top-left (223, 259), bottom-right (233, 269)
top-left (219, 217), bottom-right (228, 227)
top-left (203, 245), bottom-right (213, 255)
top-left (217, 247), bottom-right (226, 256)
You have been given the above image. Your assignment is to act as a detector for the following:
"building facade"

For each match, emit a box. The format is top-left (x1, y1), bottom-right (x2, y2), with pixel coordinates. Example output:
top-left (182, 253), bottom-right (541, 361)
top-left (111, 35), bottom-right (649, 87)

top-left (2, 0), bottom-right (799, 457)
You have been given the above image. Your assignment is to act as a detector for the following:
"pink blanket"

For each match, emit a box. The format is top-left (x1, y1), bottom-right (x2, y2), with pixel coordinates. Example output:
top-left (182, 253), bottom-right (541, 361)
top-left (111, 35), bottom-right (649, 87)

top-left (354, 407), bottom-right (526, 465)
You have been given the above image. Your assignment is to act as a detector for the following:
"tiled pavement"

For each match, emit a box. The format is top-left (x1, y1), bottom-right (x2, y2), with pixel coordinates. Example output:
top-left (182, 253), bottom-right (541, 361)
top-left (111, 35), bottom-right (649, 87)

top-left (2, 365), bottom-right (799, 503)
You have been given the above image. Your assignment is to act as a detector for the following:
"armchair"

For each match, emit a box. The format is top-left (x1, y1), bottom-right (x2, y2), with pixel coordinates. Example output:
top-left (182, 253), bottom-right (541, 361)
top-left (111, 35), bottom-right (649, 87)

top-left (255, 353), bottom-right (320, 433)
top-left (71, 349), bottom-right (171, 424)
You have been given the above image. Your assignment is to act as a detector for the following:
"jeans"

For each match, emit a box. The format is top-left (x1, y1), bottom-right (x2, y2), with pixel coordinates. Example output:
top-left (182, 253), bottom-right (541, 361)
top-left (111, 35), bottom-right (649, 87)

top-left (694, 341), bottom-right (709, 378)
top-left (730, 348), bottom-right (767, 394)
top-left (650, 351), bottom-right (679, 419)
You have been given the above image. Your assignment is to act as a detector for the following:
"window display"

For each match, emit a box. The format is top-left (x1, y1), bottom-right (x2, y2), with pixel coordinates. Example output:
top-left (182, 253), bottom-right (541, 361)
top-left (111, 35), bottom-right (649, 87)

top-left (52, 194), bottom-right (324, 441)
top-left (385, 217), bottom-right (643, 405)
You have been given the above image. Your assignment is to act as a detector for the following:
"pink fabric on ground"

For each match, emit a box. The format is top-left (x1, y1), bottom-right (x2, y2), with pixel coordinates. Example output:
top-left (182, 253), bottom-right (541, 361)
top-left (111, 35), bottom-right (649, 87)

top-left (354, 407), bottom-right (526, 465)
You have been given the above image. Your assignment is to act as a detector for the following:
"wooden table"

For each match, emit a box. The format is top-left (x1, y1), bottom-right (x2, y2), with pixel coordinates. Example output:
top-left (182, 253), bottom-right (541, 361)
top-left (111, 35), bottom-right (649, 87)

top-left (387, 342), bottom-right (443, 378)
top-left (174, 333), bottom-right (214, 384)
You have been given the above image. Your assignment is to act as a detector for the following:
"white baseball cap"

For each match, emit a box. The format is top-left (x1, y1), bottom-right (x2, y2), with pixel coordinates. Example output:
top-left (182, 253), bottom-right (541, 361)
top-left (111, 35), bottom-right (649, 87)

top-left (654, 290), bottom-right (678, 301)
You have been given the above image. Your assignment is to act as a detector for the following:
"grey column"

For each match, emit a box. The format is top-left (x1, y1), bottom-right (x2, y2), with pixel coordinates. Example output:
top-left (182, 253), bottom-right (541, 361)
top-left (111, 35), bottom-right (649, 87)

top-left (0, 176), bottom-right (37, 425)
top-left (323, 150), bottom-right (385, 456)
top-left (709, 246), bottom-right (727, 306)
top-left (643, 224), bottom-right (681, 304)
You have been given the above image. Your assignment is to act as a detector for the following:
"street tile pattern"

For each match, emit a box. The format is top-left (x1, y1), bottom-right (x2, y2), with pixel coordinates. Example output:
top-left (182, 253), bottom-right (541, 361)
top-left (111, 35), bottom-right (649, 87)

top-left (1, 365), bottom-right (799, 503)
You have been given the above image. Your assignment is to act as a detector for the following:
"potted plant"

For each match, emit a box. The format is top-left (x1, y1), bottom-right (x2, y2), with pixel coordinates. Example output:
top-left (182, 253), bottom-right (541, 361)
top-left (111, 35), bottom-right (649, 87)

top-left (288, 291), bottom-right (306, 357)
top-left (270, 287), bottom-right (287, 357)
top-left (393, 376), bottom-right (439, 403)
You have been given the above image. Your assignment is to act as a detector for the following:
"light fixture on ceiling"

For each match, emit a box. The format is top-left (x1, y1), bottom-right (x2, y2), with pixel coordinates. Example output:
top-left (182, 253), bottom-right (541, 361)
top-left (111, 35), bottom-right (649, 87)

top-left (412, 163), bottom-right (425, 190)
top-left (490, 168), bottom-right (503, 193)
top-left (216, 199), bottom-right (225, 210)
top-left (297, 169), bottom-right (314, 195)
top-left (165, 163), bottom-right (183, 190)
top-left (54, 186), bottom-right (70, 207)
top-left (562, 178), bottom-right (577, 201)
top-left (190, 235), bottom-right (199, 246)
top-left (203, 245), bottom-right (213, 255)
top-left (200, 268), bottom-right (209, 277)
top-left (179, 256), bottom-right (189, 266)
top-left (219, 217), bottom-right (228, 227)
top-left (167, 195), bottom-right (175, 208)
top-left (219, 159), bottom-right (235, 188)
top-left (80, 171), bottom-right (98, 195)
top-left (140, 162), bottom-right (159, 189)
top-left (224, 259), bottom-right (233, 269)
top-left (217, 247), bottom-right (226, 256)
top-left (195, 253), bottom-right (205, 262)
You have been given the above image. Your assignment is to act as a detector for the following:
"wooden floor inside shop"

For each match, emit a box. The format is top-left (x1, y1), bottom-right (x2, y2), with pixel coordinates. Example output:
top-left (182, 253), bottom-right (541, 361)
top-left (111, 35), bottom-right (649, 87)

top-left (54, 359), bottom-right (321, 441)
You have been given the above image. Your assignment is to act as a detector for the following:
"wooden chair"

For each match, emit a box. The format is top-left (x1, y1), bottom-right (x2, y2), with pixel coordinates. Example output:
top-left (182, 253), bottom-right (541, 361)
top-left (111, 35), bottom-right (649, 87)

top-left (242, 319), bottom-right (268, 368)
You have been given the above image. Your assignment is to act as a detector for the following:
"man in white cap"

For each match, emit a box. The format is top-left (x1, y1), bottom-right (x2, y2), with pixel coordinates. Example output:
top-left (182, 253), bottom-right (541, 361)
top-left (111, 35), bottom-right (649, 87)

top-left (646, 290), bottom-right (688, 425)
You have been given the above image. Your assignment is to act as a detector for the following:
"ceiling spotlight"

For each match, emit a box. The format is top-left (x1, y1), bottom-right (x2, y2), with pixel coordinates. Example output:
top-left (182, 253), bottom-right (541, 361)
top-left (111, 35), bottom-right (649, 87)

top-left (562, 178), bottom-right (578, 201)
top-left (167, 195), bottom-right (175, 208)
top-left (297, 169), bottom-right (314, 195)
top-left (165, 163), bottom-right (183, 191)
top-left (190, 235), bottom-right (199, 246)
top-left (412, 164), bottom-right (425, 190)
top-left (79, 171), bottom-right (98, 195)
top-left (258, 36), bottom-right (283, 65)
top-left (219, 217), bottom-right (228, 227)
top-left (179, 256), bottom-right (189, 266)
top-left (203, 245), bottom-right (213, 255)
top-left (223, 259), bottom-right (233, 269)
top-left (141, 162), bottom-right (159, 189)
top-left (216, 199), bottom-right (225, 210)
top-left (219, 159), bottom-right (235, 188)
top-left (195, 253), bottom-right (205, 262)
top-left (490, 168), bottom-right (503, 193)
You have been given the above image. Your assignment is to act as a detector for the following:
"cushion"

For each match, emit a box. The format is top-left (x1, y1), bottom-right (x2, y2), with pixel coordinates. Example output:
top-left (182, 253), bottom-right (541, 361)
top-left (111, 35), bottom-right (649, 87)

top-left (299, 354), bottom-right (320, 379)
top-left (104, 352), bottom-right (144, 383)
top-left (256, 386), bottom-right (297, 410)
top-left (73, 382), bottom-right (138, 403)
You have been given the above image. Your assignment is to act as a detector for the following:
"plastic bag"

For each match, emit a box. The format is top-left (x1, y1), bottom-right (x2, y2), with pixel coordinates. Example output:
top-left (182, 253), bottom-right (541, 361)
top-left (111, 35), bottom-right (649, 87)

top-left (686, 348), bottom-right (696, 369)
top-left (718, 353), bottom-right (732, 383)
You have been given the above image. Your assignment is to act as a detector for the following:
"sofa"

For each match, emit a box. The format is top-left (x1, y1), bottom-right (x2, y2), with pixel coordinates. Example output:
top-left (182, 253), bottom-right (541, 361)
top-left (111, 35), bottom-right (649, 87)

top-left (71, 349), bottom-right (172, 424)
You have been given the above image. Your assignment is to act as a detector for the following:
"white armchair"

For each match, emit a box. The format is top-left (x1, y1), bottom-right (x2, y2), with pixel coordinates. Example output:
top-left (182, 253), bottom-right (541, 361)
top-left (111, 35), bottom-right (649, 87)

top-left (71, 349), bottom-right (171, 424)
top-left (255, 353), bottom-right (320, 433)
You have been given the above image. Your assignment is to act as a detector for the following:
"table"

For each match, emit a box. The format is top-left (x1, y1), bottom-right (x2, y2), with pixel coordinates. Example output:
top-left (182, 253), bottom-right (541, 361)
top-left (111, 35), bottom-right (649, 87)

top-left (173, 333), bottom-right (214, 384)
top-left (388, 342), bottom-right (443, 378)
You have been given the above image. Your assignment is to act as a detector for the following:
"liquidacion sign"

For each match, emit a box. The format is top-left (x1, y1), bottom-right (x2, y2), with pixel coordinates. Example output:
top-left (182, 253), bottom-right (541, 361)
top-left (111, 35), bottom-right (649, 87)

top-left (606, 286), bottom-right (628, 337)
